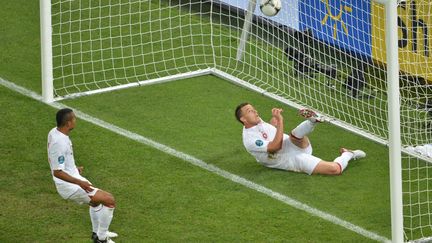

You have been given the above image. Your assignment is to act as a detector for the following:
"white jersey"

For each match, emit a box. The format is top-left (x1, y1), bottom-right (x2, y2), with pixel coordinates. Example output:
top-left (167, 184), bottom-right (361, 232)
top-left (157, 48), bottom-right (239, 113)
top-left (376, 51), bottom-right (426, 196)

top-left (242, 121), bottom-right (289, 168)
top-left (242, 120), bottom-right (321, 174)
top-left (47, 127), bottom-right (87, 198)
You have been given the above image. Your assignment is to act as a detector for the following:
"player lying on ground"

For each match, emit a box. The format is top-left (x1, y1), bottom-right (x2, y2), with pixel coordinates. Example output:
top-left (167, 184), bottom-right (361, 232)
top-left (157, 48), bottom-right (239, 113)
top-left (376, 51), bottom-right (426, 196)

top-left (235, 103), bottom-right (366, 175)
top-left (47, 108), bottom-right (118, 243)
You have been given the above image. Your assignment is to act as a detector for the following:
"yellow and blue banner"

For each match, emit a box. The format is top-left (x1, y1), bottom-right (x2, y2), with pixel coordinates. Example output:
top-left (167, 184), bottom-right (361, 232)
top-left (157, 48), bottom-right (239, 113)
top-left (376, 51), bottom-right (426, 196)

top-left (300, 0), bottom-right (432, 81)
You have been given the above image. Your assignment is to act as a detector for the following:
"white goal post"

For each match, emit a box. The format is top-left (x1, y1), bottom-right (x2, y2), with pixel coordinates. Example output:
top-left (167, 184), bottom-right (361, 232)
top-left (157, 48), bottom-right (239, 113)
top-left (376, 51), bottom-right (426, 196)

top-left (40, 0), bottom-right (432, 242)
top-left (383, 1), bottom-right (403, 242)
top-left (40, 0), bottom-right (54, 103)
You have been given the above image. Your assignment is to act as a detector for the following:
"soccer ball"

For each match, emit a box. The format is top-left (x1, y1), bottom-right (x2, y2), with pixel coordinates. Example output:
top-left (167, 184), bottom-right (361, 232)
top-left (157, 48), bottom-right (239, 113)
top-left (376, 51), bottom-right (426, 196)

top-left (260, 0), bottom-right (282, 17)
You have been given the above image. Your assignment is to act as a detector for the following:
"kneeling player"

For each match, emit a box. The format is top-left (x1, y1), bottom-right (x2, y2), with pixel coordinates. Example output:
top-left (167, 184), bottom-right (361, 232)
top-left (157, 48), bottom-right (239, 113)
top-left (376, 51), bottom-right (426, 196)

top-left (47, 108), bottom-right (118, 243)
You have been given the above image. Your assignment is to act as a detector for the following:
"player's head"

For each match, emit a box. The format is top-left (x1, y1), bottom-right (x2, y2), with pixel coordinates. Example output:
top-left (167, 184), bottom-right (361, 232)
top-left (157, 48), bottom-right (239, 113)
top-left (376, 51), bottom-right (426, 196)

top-left (235, 103), bottom-right (260, 127)
top-left (56, 108), bottom-right (76, 131)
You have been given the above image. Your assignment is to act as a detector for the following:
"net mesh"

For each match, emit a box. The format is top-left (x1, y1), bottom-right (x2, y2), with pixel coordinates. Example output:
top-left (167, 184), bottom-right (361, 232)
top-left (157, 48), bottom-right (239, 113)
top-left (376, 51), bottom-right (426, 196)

top-left (397, 0), bottom-right (432, 240)
top-left (51, 0), bottom-right (214, 96)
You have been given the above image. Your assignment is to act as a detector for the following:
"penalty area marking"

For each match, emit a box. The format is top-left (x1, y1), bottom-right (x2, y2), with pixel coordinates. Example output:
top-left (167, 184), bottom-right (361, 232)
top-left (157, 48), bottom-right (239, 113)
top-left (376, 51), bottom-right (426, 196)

top-left (0, 77), bottom-right (390, 242)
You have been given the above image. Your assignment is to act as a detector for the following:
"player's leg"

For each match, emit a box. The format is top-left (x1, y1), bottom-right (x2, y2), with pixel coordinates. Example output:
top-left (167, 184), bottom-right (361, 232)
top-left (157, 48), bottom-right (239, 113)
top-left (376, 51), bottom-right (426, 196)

top-left (89, 204), bottom-right (102, 239)
top-left (313, 148), bottom-right (367, 175)
top-left (289, 135), bottom-right (310, 149)
top-left (291, 153), bottom-right (325, 175)
top-left (90, 189), bottom-right (115, 207)
top-left (312, 161), bottom-right (342, 175)
top-left (334, 148), bottom-right (366, 172)
top-left (290, 119), bottom-right (315, 149)
top-left (64, 185), bottom-right (117, 242)
top-left (290, 108), bottom-right (325, 149)
top-left (89, 204), bottom-right (118, 241)
top-left (66, 187), bottom-right (116, 242)
top-left (90, 190), bottom-right (116, 242)
top-left (333, 148), bottom-right (354, 173)
top-left (287, 142), bottom-right (343, 176)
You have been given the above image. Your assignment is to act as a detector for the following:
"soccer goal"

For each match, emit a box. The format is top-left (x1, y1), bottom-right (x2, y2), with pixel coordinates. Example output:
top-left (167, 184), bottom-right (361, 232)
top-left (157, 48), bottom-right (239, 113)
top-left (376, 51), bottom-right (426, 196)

top-left (40, 0), bottom-right (432, 241)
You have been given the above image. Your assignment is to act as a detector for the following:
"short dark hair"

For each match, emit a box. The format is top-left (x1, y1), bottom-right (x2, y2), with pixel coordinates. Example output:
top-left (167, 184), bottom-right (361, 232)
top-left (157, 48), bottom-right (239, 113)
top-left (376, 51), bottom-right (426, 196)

top-left (235, 102), bottom-right (250, 124)
top-left (56, 108), bottom-right (74, 127)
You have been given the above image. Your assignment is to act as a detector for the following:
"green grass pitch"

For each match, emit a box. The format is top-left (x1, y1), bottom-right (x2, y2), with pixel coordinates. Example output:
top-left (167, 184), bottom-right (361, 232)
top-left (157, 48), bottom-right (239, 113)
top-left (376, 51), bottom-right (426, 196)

top-left (0, 0), bottom-right (395, 242)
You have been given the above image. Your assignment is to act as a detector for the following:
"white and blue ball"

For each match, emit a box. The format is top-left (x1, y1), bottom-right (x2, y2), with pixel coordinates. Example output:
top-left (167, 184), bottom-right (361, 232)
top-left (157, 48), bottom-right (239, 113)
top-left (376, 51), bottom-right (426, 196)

top-left (260, 0), bottom-right (282, 17)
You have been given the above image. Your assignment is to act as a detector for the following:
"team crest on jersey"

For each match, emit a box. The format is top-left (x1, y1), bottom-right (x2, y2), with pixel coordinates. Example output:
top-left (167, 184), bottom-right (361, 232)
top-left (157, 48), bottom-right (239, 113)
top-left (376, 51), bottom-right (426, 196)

top-left (58, 155), bottom-right (65, 164)
top-left (255, 140), bottom-right (264, 147)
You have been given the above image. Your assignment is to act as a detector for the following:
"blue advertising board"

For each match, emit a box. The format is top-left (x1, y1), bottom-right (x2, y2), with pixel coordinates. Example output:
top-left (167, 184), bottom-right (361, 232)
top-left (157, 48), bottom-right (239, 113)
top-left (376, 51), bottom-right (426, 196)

top-left (218, 0), bottom-right (372, 57)
top-left (299, 0), bottom-right (372, 57)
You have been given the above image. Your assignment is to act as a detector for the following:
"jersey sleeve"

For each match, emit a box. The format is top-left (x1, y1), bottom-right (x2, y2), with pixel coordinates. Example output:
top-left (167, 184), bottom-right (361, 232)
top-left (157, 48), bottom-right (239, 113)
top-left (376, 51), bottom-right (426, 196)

top-left (48, 141), bottom-right (66, 171)
top-left (244, 133), bottom-right (269, 153)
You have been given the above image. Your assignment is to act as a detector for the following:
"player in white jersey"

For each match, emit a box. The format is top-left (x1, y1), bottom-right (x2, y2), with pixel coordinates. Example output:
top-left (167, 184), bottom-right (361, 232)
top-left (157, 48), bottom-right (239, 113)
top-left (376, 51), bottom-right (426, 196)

top-left (47, 108), bottom-right (118, 243)
top-left (235, 103), bottom-right (366, 175)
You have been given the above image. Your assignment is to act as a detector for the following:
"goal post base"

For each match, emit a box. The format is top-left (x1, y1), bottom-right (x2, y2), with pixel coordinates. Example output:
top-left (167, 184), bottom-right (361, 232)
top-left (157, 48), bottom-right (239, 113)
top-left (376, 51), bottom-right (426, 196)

top-left (54, 69), bottom-right (214, 102)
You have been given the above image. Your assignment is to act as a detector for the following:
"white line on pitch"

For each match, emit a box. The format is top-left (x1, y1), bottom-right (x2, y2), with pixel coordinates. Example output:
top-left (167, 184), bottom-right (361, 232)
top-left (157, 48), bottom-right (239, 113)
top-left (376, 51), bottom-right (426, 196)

top-left (0, 77), bottom-right (390, 242)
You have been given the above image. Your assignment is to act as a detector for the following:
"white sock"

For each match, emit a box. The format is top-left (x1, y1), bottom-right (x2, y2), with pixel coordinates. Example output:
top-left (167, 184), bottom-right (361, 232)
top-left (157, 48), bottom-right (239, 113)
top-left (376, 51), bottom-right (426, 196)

top-left (90, 204), bottom-right (103, 233)
top-left (97, 206), bottom-right (115, 240)
top-left (334, 152), bottom-right (354, 172)
top-left (291, 120), bottom-right (316, 139)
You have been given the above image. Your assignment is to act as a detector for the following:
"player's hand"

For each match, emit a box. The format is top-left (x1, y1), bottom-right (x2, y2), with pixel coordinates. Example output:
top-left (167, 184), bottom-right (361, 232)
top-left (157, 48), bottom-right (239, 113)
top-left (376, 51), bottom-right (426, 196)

top-left (78, 180), bottom-right (93, 193)
top-left (77, 166), bottom-right (84, 174)
top-left (270, 117), bottom-right (278, 127)
top-left (271, 108), bottom-right (283, 122)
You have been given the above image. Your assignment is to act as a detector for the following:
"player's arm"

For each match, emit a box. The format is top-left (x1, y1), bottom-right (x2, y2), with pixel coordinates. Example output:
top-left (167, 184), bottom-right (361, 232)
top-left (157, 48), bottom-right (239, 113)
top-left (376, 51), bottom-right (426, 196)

top-left (269, 117), bottom-right (278, 127)
top-left (53, 170), bottom-right (93, 192)
top-left (49, 141), bottom-right (93, 192)
top-left (267, 108), bottom-right (284, 153)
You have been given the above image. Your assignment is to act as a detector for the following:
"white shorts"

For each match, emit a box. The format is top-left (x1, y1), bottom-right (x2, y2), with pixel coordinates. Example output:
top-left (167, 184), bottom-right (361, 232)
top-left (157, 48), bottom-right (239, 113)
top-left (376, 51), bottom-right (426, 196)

top-left (67, 186), bottom-right (99, 205)
top-left (276, 137), bottom-right (322, 175)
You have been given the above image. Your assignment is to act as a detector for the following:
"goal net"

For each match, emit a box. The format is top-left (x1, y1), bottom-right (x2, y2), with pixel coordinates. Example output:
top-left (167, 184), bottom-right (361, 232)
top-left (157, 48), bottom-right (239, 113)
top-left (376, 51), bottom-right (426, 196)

top-left (43, 0), bottom-right (432, 241)
top-left (396, 0), bottom-right (432, 240)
